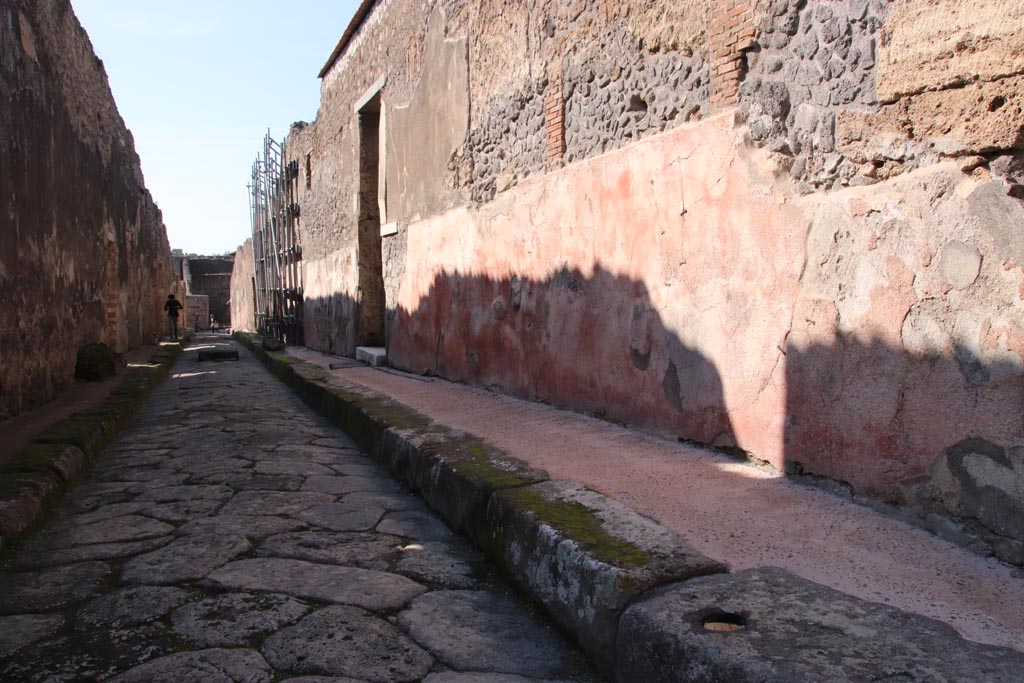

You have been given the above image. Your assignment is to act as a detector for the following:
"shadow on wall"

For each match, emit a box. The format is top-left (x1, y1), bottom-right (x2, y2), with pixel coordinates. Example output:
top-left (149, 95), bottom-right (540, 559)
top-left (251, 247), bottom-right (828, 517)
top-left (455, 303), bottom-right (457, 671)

top-left (384, 264), bottom-right (737, 451)
top-left (784, 333), bottom-right (1024, 549)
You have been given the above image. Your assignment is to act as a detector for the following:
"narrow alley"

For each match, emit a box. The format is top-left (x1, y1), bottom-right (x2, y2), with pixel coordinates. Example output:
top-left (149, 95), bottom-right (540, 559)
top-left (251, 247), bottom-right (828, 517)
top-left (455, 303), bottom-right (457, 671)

top-left (0, 337), bottom-right (598, 683)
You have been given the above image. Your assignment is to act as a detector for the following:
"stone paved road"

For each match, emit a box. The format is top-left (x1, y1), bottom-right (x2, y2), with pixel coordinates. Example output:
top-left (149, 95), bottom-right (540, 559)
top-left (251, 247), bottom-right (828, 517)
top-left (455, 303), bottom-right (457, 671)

top-left (0, 337), bottom-right (600, 683)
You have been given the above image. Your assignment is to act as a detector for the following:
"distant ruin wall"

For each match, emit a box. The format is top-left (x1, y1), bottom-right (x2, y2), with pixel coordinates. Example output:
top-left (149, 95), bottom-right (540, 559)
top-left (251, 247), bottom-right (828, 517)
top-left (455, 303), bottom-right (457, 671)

top-left (0, 0), bottom-right (174, 420)
top-left (234, 0), bottom-right (1024, 557)
top-left (185, 257), bottom-right (233, 326)
top-left (229, 240), bottom-right (255, 333)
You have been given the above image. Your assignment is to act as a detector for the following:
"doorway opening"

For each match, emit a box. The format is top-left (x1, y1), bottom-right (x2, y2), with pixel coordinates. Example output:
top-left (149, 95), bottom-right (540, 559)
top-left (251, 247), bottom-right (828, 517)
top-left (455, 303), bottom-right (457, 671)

top-left (357, 93), bottom-right (385, 348)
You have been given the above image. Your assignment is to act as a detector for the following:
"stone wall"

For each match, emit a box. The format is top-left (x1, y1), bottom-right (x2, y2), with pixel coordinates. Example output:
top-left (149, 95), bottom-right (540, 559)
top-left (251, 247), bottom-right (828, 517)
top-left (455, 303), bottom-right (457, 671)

top-left (0, 0), bottom-right (174, 420)
top-left (230, 239), bottom-right (255, 333)
top-left (233, 0), bottom-right (1024, 559)
top-left (184, 295), bottom-right (209, 334)
top-left (185, 257), bottom-right (233, 326)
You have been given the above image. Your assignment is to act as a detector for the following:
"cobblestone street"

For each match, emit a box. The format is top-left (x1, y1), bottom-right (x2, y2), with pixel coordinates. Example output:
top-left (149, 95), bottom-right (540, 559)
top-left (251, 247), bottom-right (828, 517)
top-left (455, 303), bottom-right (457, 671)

top-left (0, 338), bottom-right (599, 683)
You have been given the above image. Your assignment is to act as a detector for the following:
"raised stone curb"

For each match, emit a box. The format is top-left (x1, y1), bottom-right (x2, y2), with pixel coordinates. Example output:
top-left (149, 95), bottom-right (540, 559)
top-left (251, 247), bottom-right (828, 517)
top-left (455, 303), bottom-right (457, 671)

top-left (0, 336), bottom-right (190, 549)
top-left (234, 333), bottom-right (1023, 680)
top-left (616, 567), bottom-right (1024, 682)
top-left (233, 332), bottom-right (721, 673)
top-left (485, 480), bottom-right (727, 671)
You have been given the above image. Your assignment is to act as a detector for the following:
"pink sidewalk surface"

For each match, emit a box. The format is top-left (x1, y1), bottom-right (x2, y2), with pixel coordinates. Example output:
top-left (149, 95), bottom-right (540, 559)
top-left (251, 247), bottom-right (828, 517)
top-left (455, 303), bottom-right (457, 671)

top-left (289, 346), bottom-right (1024, 653)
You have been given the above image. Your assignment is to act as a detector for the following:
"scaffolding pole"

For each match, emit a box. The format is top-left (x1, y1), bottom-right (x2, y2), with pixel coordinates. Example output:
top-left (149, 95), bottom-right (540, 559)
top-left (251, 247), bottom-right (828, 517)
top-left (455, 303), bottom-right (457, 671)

top-left (248, 131), bottom-right (303, 344)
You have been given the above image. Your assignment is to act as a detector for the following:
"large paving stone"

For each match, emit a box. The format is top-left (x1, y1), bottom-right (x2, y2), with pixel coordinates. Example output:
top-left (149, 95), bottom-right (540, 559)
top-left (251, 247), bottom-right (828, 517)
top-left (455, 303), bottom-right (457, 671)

top-left (207, 558), bottom-right (426, 610)
top-left (398, 590), bottom-right (582, 678)
top-left (142, 498), bottom-right (223, 521)
top-left (340, 491), bottom-right (426, 512)
top-left (617, 568), bottom-right (1024, 683)
top-left (256, 531), bottom-right (400, 569)
top-left (254, 459), bottom-right (334, 477)
top-left (2, 623), bottom-right (174, 681)
top-left (423, 675), bottom-right (579, 683)
top-left (177, 514), bottom-right (307, 539)
top-left (296, 503), bottom-right (385, 531)
top-left (303, 475), bottom-right (401, 495)
top-left (14, 535), bottom-right (172, 569)
top-left (377, 511), bottom-right (454, 541)
top-left (0, 561), bottom-right (111, 614)
top-left (219, 490), bottom-right (335, 516)
top-left (262, 605), bottom-right (433, 682)
top-left (171, 592), bottom-right (310, 647)
top-left (42, 514), bottom-right (175, 546)
top-left (76, 586), bottom-right (193, 627)
top-left (121, 532), bottom-right (250, 585)
top-left (487, 480), bottom-right (726, 670)
top-left (108, 647), bottom-right (273, 683)
top-left (52, 501), bottom-right (150, 525)
top-left (0, 614), bottom-right (64, 656)
top-left (135, 484), bottom-right (234, 503)
top-left (394, 540), bottom-right (484, 589)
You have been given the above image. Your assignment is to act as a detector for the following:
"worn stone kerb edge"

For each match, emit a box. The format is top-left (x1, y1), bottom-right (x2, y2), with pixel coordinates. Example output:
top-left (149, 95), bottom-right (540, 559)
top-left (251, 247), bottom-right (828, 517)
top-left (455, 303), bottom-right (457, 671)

top-left (233, 332), bottom-right (727, 673)
top-left (0, 335), bottom-right (191, 553)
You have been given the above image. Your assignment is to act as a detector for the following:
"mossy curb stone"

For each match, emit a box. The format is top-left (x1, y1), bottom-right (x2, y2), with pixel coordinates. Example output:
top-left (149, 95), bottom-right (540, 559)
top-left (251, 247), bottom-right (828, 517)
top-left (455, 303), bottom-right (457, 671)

top-left (617, 567), bottom-right (1024, 683)
top-left (486, 480), bottom-right (727, 671)
top-left (0, 338), bottom-right (188, 549)
top-left (232, 331), bottom-right (728, 675)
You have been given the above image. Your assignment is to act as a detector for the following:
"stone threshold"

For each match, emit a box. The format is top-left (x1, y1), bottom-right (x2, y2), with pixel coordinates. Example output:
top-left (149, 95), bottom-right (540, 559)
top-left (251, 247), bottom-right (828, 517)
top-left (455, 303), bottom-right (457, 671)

top-left (233, 332), bottom-right (1024, 682)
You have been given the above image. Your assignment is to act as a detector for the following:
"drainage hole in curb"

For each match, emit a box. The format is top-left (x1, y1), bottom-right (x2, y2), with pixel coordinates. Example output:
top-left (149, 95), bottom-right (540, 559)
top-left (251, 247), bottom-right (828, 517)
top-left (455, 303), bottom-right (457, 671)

top-left (702, 611), bottom-right (747, 632)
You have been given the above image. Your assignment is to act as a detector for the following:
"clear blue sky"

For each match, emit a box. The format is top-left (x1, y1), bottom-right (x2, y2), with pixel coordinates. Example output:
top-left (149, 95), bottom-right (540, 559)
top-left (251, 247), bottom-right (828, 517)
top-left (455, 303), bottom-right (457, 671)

top-left (71, 1), bottom-right (361, 255)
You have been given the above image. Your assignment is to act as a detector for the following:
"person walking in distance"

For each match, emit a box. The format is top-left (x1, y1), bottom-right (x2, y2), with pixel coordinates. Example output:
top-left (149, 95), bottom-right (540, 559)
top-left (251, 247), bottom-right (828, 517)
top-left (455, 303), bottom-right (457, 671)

top-left (163, 293), bottom-right (183, 340)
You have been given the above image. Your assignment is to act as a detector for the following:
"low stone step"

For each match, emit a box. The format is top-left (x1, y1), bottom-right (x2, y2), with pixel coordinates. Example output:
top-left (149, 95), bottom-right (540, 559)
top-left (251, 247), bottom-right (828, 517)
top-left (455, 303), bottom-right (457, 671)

top-left (355, 346), bottom-right (387, 367)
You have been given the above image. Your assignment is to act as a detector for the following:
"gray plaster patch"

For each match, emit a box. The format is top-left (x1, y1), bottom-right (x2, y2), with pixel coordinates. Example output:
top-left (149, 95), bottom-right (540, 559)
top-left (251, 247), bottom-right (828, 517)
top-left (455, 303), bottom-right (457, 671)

top-left (121, 532), bottom-right (250, 585)
top-left (0, 614), bottom-right (64, 656)
top-left (177, 514), bottom-right (307, 539)
top-left (377, 511), bottom-right (454, 541)
top-left (0, 561), bottom-right (111, 614)
top-left (398, 591), bottom-right (579, 678)
top-left (296, 503), bottom-right (385, 531)
top-left (257, 531), bottom-right (400, 569)
top-left (108, 647), bottom-right (273, 683)
top-left (76, 586), bottom-right (193, 627)
top-left (394, 541), bottom-right (483, 588)
top-left (939, 240), bottom-right (982, 290)
top-left (208, 558), bottom-right (426, 610)
top-left (220, 490), bottom-right (335, 516)
top-left (135, 484), bottom-right (234, 503)
top-left (303, 475), bottom-right (400, 495)
top-left (171, 592), bottom-right (311, 647)
top-left (262, 605), bottom-right (433, 682)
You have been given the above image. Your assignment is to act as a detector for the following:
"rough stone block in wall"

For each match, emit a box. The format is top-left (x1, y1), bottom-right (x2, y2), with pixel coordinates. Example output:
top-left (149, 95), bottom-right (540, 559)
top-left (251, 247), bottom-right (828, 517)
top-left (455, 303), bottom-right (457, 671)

top-left (0, 0), bottom-right (173, 419)
top-left (562, 37), bottom-right (709, 165)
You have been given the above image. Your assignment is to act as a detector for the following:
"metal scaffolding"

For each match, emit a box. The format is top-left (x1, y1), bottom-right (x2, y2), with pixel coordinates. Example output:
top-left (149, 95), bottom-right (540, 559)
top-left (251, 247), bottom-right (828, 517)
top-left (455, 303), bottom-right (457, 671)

top-left (248, 131), bottom-right (303, 344)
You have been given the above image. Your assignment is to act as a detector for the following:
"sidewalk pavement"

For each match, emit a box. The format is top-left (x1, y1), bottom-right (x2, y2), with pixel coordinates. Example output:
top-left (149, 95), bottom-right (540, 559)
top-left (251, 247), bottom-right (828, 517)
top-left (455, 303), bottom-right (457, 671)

top-left (287, 346), bottom-right (1024, 654)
